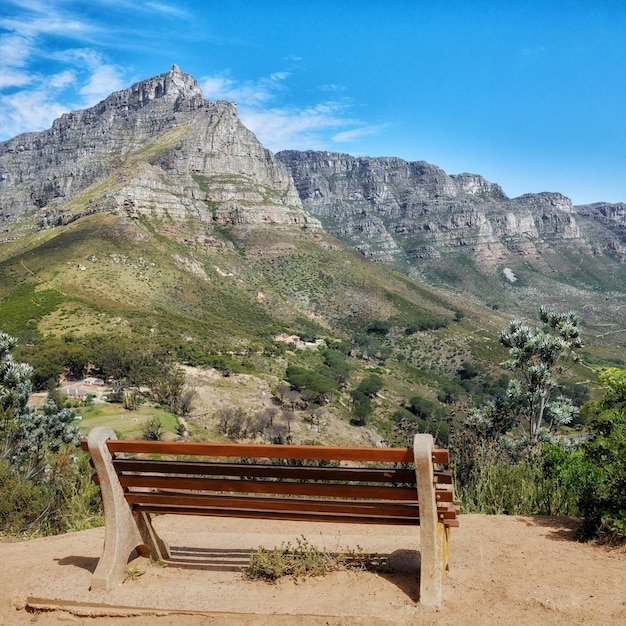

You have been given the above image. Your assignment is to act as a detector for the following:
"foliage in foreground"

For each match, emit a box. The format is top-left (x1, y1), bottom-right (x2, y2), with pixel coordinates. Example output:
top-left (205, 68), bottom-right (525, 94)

top-left (0, 331), bottom-right (102, 536)
top-left (454, 365), bottom-right (626, 546)
top-left (467, 307), bottom-right (582, 446)
top-left (1, 332), bottom-right (81, 479)
top-left (452, 434), bottom-right (591, 516)
top-left (0, 451), bottom-right (102, 536)
top-left (577, 368), bottom-right (626, 544)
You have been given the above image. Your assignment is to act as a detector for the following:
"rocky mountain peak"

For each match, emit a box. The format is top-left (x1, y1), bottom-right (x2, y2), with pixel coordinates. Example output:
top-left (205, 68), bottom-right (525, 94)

top-left (0, 67), bottom-right (313, 235)
top-left (81, 64), bottom-right (206, 116)
top-left (450, 172), bottom-right (507, 199)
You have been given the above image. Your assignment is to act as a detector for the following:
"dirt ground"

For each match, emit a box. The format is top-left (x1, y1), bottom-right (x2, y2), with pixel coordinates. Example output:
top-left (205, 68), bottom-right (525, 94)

top-left (0, 514), bottom-right (625, 626)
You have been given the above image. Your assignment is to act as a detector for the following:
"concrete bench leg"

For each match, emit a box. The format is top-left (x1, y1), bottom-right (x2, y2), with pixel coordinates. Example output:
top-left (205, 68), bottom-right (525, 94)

top-left (135, 510), bottom-right (171, 562)
top-left (414, 434), bottom-right (450, 608)
top-left (87, 427), bottom-right (166, 590)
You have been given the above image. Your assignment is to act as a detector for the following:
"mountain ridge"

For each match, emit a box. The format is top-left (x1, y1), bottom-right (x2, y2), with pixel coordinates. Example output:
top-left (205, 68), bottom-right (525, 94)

top-left (0, 67), bottom-right (624, 364)
top-left (276, 149), bottom-right (626, 332)
top-left (0, 65), bottom-right (313, 242)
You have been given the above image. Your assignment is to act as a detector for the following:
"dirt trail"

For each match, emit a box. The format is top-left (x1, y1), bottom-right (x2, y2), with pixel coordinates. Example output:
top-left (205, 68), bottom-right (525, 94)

top-left (0, 514), bottom-right (625, 625)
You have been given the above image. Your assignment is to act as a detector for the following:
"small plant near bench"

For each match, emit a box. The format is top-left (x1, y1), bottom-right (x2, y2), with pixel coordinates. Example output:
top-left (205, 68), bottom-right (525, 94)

top-left (123, 565), bottom-right (145, 583)
top-left (246, 535), bottom-right (384, 582)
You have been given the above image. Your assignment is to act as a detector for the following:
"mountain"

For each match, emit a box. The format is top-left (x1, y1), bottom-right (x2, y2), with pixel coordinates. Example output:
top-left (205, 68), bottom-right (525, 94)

top-left (0, 66), bottom-right (463, 354)
top-left (276, 150), bottom-right (626, 346)
top-left (0, 67), bottom-right (623, 447)
top-left (0, 65), bottom-right (313, 240)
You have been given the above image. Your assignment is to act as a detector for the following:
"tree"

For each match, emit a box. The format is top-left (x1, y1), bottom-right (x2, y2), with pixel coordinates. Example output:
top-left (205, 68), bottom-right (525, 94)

top-left (467, 307), bottom-right (582, 446)
top-left (0, 331), bottom-right (80, 479)
top-left (356, 374), bottom-right (384, 398)
top-left (408, 394), bottom-right (445, 421)
top-left (350, 389), bottom-right (373, 426)
top-left (150, 363), bottom-right (186, 411)
top-left (285, 365), bottom-right (337, 404)
top-left (349, 374), bottom-right (384, 425)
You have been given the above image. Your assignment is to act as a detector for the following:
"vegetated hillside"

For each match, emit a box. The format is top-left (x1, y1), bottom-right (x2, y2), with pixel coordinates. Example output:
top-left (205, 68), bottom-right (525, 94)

top-left (0, 202), bottom-right (593, 448)
top-left (277, 150), bottom-right (626, 363)
top-left (0, 67), bottom-right (616, 449)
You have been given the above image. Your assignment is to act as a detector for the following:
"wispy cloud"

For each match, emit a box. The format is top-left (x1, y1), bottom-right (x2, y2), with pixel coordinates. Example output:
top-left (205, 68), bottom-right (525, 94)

top-left (240, 102), bottom-right (359, 152)
top-left (332, 124), bottom-right (390, 143)
top-left (0, 2), bottom-right (129, 138)
top-left (144, 1), bottom-right (189, 19)
top-left (56, 49), bottom-right (127, 105)
top-left (0, 2), bottom-right (386, 149)
top-left (201, 72), bottom-right (289, 107)
top-left (201, 72), bottom-right (384, 152)
top-left (0, 87), bottom-right (69, 138)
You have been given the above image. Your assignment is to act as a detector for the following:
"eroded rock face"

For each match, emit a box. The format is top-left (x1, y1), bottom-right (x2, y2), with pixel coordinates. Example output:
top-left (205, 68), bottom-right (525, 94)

top-left (276, 150), bottom-right (625, 270)
top-left (0, 65), bottom-right (315, 233)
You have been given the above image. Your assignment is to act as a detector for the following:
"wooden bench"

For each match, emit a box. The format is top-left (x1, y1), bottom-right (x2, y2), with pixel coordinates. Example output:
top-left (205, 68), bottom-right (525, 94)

top-left (82, 426), bottom-right (459, 607)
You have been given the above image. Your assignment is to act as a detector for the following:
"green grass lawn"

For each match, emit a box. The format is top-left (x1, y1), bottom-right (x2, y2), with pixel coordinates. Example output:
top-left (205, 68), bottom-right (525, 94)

top-left (75, 402), bottom-right (180, 440)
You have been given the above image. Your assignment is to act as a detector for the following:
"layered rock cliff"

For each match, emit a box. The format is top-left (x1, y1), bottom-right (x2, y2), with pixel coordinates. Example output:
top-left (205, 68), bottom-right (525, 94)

top-left (0, 65), bottom-right (316, 238)
top-left (276, 150), bottom-right (625, 274)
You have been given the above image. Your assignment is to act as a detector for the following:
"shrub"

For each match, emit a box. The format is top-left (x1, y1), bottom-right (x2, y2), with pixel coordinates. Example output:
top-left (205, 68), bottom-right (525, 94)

top-left (452, 440), bottom-right (589, 516)
top-left (142, 416), bottom-right (164, 441)
top-left (246, 536), bottom-right (381, 582)
top-left (578, 368), bottom-right (626, 544)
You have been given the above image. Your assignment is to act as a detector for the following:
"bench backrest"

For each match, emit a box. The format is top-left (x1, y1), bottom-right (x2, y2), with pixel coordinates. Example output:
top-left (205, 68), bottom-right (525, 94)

top-left (81, 438), bottom-right (458, 528)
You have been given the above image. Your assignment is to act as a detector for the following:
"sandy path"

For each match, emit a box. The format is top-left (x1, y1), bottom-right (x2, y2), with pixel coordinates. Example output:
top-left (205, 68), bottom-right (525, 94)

top-left (0, 514), bottom-right (625, 625)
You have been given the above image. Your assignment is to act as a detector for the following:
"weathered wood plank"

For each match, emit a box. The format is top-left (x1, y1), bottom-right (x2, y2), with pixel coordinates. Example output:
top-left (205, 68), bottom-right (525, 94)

top-left (112, 459), bottom-right (418, 484)
top-left (98, 439), bottom-right (449, 464)
top-left (117, 474), bottom-right (421, 500)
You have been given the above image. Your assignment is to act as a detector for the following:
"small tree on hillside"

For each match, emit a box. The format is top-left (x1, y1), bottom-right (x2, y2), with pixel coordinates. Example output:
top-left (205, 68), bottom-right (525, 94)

top-left (467, 307), bottom-right (583, 446)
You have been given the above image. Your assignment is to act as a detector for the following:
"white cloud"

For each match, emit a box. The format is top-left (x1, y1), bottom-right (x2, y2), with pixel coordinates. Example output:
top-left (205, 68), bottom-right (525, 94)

top-left (144, 1), bottom-right (189, 19)
top-left (332, 124), bottom-right (389, 143)
top-left (0, 88), bottom-right (69, 138)
top-left (239, 102), bottom-right (360, 152)
top-left (0, 41), bottom-right (128, 139)
top-left (200, 71), bottom-right (384, 153)
top-left (0, 69), bottom-right (32, 90)
top-left (201, 72), bottom-right (289, 107)
top-left (76, 59), bottom-right (127, 105)
top-left (1, 14), bottom-right (90, 39)
top-left (49, 70), bottom-right (75, 89)
top-left (0, 34), bottom-right (33, 70)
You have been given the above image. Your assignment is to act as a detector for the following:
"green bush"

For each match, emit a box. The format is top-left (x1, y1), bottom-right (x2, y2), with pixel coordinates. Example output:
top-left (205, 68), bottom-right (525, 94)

top-left (142, 416), bottom-right (164, 441)
top-left (577, 368), bottom-right (626, 544)
top-left (0, 451), bottom-right (102, 536)
top-left (454, 441), bottom-right (589, 516)
top-left (246, 535), bottom-right (381, 582)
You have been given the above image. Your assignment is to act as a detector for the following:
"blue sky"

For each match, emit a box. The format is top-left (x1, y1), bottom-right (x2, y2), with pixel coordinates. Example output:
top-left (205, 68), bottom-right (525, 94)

top-left (1, 0), bottom-right (625, 205)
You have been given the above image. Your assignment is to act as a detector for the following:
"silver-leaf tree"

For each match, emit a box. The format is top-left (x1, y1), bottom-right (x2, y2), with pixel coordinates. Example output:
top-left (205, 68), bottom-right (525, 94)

top-left (468, 307), bottom-right (583, 446)
top-left (0, 331), bottom-right (80, 479)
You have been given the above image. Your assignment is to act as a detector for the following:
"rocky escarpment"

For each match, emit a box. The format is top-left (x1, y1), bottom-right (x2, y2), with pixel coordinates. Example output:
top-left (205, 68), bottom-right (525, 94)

top-left (276, 150), bottom-right (624, 271)
top-left (0, 66), bottom-right (316, 236)
top-left (575, 202), bottom-right (626, 251)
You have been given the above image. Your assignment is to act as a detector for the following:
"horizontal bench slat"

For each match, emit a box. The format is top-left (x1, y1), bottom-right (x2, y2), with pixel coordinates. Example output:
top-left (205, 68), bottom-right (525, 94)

top-left (112, 459), bottom-right (418, 484)
top-left (125, 490), bottom-right (457, 521)
top-left (118, 475), bottom-right (421, 500)
top-left (131, 504), bottom-right (422, 526)
top-left (125, 491), bottom-right (421, 518)
top-left (96, 440), bottom-right (448, 464)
